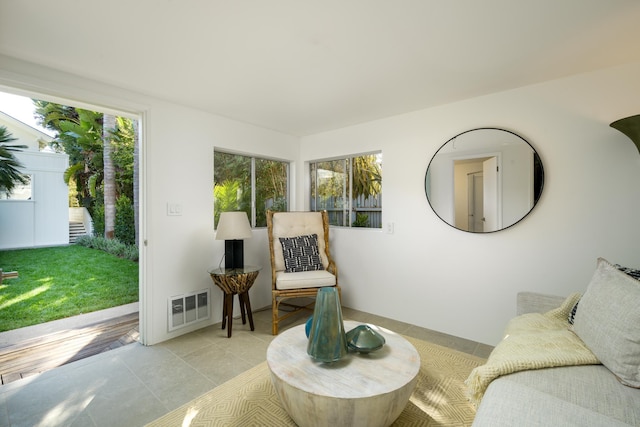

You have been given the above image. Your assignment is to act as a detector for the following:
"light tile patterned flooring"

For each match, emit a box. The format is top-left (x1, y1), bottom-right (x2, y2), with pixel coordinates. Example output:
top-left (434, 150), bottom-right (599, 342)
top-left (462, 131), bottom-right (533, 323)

top-left (0, 306), bottom-right (493, 427)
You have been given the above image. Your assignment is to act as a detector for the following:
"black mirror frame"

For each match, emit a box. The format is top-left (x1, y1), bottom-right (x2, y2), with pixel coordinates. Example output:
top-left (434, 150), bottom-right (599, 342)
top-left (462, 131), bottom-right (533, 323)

top-left (425, 127), bottom-right (544, 233)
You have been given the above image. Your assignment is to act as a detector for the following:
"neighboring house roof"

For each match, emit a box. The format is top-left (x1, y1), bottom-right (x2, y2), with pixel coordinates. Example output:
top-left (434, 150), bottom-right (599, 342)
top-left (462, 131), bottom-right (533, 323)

top-left (0, 110), bottom-right (53, 151)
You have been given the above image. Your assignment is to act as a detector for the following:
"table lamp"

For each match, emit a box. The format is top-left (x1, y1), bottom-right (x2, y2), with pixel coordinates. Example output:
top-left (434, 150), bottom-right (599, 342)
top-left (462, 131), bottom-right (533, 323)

top-left (216, 211), bottom-right (252, 270)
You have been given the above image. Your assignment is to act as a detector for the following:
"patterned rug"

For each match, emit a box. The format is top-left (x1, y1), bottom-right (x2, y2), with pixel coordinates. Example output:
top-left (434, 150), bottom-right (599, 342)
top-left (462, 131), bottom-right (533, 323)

top-left (146, 336), bottom-right (486, 427)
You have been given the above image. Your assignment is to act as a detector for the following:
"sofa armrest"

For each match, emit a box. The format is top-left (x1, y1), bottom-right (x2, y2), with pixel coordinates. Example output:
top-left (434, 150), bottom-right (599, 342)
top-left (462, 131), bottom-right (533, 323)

top-left (516, 292), bottom-right (565, 315)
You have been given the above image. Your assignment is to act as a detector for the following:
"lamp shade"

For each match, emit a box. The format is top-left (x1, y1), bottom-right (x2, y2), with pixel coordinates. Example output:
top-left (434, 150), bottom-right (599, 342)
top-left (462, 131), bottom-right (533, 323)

top-left (610, 115), bottom-right (640, 155)
top-left (216, 211), bottom-right (252, 240)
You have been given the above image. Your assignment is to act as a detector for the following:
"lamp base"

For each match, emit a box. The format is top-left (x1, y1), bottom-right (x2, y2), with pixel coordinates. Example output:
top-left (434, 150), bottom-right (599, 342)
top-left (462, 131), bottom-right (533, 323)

top-left (224, 240), bottom-right (244, 270)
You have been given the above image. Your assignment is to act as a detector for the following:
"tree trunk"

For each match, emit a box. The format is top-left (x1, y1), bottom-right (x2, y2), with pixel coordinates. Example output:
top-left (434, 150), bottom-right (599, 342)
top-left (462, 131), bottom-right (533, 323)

top-left (133, 119), bottom-right (140, 246)
top-left (103, 114), bottom-right (116, 239)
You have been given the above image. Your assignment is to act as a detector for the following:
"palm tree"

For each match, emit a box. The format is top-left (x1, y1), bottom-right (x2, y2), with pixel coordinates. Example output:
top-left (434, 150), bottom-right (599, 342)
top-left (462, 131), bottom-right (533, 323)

top-left (132, 119), bottom-right (140, 246)
top-left (352, 154), bottom-right (382, 198)
top-left (103, 114), bottom-right (116, 239)
top-left (0, 126), bottom-right (28, 194)
top-left (35, 101), bottom-right (103, 208)
top-left (35, 101), bottom-right (139, 244)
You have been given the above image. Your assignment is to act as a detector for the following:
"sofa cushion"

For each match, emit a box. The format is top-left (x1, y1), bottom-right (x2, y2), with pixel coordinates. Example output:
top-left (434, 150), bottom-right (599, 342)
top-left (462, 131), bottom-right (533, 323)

top-left (473, 365), bottom-right (640, 426)
top-left (279, 234), bottom-right (324, 273)
top-left (572, 257), bottom-right (640, 388)
top-left (275, 270), bottom-right (336, 290)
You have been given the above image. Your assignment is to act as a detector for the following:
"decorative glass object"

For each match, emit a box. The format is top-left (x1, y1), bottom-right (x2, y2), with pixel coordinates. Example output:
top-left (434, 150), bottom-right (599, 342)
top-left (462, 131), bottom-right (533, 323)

top-left (346, 324), bottom-right (386, 353)
top-left (306, 287), bottom-right (348, 362)
top-left (305, 316), bottom-right (313, 338)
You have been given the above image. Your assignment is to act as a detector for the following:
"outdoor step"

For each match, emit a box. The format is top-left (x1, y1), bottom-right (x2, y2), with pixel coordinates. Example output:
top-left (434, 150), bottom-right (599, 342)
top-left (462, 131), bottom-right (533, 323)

top-left (0, 312), bottom-right (139, 385)
top-left (69, 221), bottom-right (87, 243)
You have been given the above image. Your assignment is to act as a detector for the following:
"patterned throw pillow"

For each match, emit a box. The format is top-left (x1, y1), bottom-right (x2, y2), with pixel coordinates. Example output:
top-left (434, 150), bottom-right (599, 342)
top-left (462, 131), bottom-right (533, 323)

top-left (279, 234), bottom-right (324, 273)
top-left (568, 300), bottom-right (579, 325)
top-left (615, 264), bottom-right (640, 281)
top-left (568, 262), bottom-right (639, 325)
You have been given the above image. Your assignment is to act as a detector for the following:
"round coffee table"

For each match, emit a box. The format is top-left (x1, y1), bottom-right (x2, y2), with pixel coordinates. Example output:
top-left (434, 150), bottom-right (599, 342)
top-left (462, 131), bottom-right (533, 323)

top-left (266, 320), bottom-right (420, 427)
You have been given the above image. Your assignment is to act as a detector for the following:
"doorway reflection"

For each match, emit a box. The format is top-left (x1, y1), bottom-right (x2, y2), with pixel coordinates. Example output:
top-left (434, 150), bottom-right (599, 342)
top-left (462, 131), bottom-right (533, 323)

top-left (425, 128), bottom-right (544, 233)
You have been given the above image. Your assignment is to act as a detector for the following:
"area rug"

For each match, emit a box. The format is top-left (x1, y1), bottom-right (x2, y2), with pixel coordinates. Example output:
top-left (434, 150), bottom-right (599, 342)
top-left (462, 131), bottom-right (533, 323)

top-left (146, 336), bottom-right (486, 427)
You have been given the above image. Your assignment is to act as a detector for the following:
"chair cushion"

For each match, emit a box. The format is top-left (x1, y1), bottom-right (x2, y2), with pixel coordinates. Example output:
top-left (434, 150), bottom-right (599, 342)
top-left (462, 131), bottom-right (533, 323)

top-left (271, 212), bottom-right (329, 272)
top-left (275, 270), bottom-right (336, 290)
top-left (279, 234), bottom-right (324, 273)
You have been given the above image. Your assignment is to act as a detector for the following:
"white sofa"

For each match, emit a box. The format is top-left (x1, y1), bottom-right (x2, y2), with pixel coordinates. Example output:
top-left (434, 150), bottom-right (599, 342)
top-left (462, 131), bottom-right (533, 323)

top-left (471, 258), bottom-right (640, 427)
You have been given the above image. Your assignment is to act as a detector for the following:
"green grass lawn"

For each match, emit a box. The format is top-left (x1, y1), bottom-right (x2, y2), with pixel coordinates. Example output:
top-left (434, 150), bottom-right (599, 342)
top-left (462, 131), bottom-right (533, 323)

top-left (0, 245), bottom-right (139, 332)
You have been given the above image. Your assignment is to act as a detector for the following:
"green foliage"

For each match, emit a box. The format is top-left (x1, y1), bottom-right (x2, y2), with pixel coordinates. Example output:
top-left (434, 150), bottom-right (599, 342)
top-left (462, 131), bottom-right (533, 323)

top-left (109, 117), bottom-right (135, 200)
top-left (0, 126), bottom-right (29, 193)
top-left (352, 213), bottom-right (370, 227)
top-left (63, 162), bottom-right (84, 185)
top-left (214, 179), bottom-right (242, 226)
top-left (316, 160), bottom-right (346, 201)
top-left (56, 109), bottom-right (104, 207)
top-left (0, 245), bottom-right (138, 331)
top-left (33, 100), bottom-right (79, 138)
top-left (352, 154), bottom-right (382, 198)
top-left (92, 203), bottom-right (105, 237)
top-left (90, 194), bottom-right (134, 244)
top-left (115, 195), bottom-right (135, 245)
top-left (33, 101), bottom-right (137, 238)
top-left (88, 173), bottom-right (98, 198)
top-left (255, 158), bottom-right (288, 226)
top-left (213, 151), bottom-right (289, 227)
top-left (214, 152), bottom-right (252, 226)
top-left (75, 235), bottom-right (139, 262)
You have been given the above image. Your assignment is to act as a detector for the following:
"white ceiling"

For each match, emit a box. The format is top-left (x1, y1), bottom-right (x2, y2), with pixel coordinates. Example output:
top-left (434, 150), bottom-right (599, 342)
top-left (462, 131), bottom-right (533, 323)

top-left (1, 0), bottom-right (640, 136)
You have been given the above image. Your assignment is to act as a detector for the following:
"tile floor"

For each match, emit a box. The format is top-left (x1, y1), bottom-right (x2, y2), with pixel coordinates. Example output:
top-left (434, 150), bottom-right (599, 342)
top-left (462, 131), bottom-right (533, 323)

top-left (0, 306), bottom-right (493, 427)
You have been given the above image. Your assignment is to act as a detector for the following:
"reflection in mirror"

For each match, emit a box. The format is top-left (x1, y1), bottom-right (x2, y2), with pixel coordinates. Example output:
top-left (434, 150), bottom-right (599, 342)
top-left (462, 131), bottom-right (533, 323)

top-left (425, 128), bottom-right (543, 233)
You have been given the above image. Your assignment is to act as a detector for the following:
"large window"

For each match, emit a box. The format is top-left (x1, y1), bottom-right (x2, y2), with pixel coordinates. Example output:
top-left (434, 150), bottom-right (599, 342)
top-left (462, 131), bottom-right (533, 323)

top-left (0, 174), bottom-right (32, 200)
top-left (310, 153), bottom-right (382, 228)
top-left (214, 151), bottom-right (289, 228)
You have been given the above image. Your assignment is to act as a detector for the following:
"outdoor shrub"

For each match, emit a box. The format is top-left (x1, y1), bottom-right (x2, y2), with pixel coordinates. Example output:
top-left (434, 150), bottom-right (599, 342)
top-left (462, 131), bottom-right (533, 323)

top-left (352, 213), bottom-right (370, 227)
top-left (123, 245), bottom-right (139, 262)
top-left (92, 202), bottom-right (105, 237)
top-left (115, 195), bottom-right (135, 245)
top-left (91, 195), bottom-right (135, 245)
top-left (74, 235), bottom-right (94, 247)
top-left (75, 235), bottom-right (138, 262)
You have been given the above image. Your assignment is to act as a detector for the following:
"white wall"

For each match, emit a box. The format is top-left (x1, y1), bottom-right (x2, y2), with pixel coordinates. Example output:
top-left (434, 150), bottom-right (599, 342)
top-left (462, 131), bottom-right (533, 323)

top-left (141, 100), bottom-right (299, 344)
top-left (300, 61), bottom-right (640, 345)
top-left (0, 55), bottom-right (299, 345)
top-left (2, 54), bottom-right (639, 346)
top-left (0, 114), bottom-right (68, 250)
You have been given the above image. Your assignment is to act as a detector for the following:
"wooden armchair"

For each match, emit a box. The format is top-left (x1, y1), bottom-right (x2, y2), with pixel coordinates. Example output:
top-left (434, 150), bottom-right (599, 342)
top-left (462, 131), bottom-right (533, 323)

top-left (267, 210), bottom-right (340, 335)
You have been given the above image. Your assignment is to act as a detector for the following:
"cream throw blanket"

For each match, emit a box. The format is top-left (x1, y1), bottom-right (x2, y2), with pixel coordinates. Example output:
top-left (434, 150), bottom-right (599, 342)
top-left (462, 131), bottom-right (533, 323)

top-left (465, 293), bottom-right (600, 405)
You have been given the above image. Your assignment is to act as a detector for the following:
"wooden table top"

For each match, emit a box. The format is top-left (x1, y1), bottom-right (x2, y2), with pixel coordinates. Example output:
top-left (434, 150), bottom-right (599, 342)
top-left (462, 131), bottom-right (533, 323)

top-left (267, 320), bottom-right (420, 399)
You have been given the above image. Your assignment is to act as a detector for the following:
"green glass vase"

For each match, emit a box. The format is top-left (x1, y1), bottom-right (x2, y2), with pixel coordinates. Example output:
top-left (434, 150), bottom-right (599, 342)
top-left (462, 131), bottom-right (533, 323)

top-left (307, 287), bottom-right (348, 362)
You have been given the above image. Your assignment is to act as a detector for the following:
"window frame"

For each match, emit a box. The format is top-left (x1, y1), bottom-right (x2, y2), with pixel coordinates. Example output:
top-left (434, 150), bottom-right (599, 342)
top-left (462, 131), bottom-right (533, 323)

top-left (214, 150), bottom-right (290, 229)
top-left (0, 173), bottom-right (33, 201)
top-left (309, 151), bottom-right (382, 229)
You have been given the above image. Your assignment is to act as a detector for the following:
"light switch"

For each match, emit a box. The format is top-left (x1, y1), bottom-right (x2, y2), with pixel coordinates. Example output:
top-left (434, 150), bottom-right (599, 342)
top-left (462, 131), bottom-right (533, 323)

top-left (167, 203), bottom-right (182, 216)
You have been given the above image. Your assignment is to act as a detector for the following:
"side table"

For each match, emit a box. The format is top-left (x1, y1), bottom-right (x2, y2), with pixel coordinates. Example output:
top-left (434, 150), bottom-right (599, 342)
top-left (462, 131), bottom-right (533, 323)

top-left (208, 265), bottom-right (261, 338)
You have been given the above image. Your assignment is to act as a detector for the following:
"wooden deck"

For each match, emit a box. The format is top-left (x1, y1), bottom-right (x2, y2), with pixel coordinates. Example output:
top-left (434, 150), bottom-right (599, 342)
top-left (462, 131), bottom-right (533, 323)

top-left (0, 312), bottom-right (139, 385)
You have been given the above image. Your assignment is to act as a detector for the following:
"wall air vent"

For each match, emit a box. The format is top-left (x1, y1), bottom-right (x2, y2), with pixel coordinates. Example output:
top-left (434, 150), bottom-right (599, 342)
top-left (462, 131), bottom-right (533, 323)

top-left (168, 288), bottom-right (210, 331)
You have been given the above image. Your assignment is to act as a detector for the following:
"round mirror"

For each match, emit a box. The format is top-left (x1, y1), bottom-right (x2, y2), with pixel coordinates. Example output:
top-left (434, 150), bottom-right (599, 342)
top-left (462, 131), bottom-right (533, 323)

top-left (425, 128), bottom-right (544, 233)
